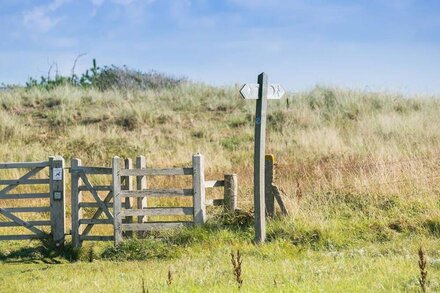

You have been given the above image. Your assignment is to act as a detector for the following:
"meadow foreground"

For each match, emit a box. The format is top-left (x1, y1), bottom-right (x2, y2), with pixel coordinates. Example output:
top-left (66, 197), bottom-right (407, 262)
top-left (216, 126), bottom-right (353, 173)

top-left (0, 84), bottom-right (439, 292)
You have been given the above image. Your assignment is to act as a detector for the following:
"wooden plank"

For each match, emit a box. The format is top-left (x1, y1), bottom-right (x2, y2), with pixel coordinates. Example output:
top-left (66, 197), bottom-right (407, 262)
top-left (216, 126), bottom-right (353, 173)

top-left (254, 72), bottom-right (268, 243)
top-left (119, 167), bottom-right (193, 177)
top-left (0, 207), bottom-right (47, 236)
top-left (78, 185), bottom-right (112, 191)
top-left (69, 166), bottom-right (112, 174)
top-left (121, 207), bottom-right (193, 217)
top-left (71, 158), bottom-right (82, 248)
top-left (119, 189), bottom-right (193, 197)
top-left (205, 199), bottom-right (224, 206)
top-left (0, 161), bottom-right (49, 169)
top-left (81, 190), bottom-right (113, 236)
top-left (0, 220), bottom-right (51, 227)
top-left (79, 202), bottom-right (113, 208)
top-left (112, 157), bottom-right (123, 245)
top-left (205, 180), bottom-right (225, 188)
top-left (0, 234), bottom-right (50, 240)
top-left (122, 158), bottom-right (133, 237)
top-left (265, 155), bottom-right (275, 218)
top-left (192, 154), bottom-right (205, 225)
top-left (136, 155), bottom-right (147, 224)
top-left (122, 221), bottom-right (193, 231)
top-left (49, 160), bottom-right (68, 244)
top-left (79, 219), bottom-right (113, 225)
top-left (224, 174), bottom-right (238, 213)
top-left (0, 193), bottom-right (50, 199)
top-left (2, 207), bottom-right (51, 213)
top-left (79, 173), bottom-right (113, 220)
top-left (273, 186), bottom-right (288, 216)
top-left (0, 167), bottom-right (45, 194)
top-left (80, 235), bottom-right (114, 241)
top-left (0, 179), bottom-right (49, 185)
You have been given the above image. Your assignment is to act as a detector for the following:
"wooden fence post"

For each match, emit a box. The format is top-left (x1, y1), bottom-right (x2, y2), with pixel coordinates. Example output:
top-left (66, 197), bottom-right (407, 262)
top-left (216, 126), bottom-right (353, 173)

top-left (112, 157), bottom-right (122, 245)
top-left (192, 153), bottom-right (205, 225)
top-left (136, 155), bottom-right (147, 224)
top-left (265, 154), bottom-right (275, 219)
top-left (49, 156), bottom-right (65, 246)
top-left (122, 158), bottom-right (133, 237)
top-left (224, 174), bottom-right (238, 214)
top-left (71, 158), bottom-right (83, 249)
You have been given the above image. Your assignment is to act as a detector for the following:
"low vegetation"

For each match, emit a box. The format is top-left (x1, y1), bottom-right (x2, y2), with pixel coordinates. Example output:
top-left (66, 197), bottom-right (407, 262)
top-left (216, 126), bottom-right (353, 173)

top-left (0, 72), bottom-right (440, 291)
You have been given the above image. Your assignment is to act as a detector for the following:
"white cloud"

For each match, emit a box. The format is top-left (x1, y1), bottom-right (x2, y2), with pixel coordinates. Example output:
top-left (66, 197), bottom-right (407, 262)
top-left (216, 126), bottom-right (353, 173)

top-left (91, 0), bottom-right (105, 7)
top-left (48, 0), bottom-right (71, 11)
top-left (23, 8), bottom-right (61, 32)
top-left (23, 0), bottom-right (70, 32)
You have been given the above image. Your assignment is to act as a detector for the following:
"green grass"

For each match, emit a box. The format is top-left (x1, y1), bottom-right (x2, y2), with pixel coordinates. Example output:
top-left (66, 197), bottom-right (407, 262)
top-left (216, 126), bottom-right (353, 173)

top-left (0, 223), bottom-right (439, 292)
top-left (1, 83), bottom-right (440, 291)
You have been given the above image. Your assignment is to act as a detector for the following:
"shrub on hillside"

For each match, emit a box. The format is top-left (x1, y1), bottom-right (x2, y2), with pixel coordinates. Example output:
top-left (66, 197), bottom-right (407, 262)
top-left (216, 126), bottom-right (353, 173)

top-left (93, 66), bottom-right (186, 91)
top-left (25, 59), bottom-right (186, 91)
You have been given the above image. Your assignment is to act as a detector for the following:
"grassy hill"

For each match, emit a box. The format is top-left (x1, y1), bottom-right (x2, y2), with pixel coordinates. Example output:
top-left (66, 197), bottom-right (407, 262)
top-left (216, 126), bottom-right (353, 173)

top-left (0, 83), bottom-right (440, 291)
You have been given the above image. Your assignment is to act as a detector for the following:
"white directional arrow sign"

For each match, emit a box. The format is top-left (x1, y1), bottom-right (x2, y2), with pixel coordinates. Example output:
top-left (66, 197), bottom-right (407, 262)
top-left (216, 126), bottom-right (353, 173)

top-left (240, 83), bottom-right (285, 100)
top-left (239, 73), bottom-right (286, 244)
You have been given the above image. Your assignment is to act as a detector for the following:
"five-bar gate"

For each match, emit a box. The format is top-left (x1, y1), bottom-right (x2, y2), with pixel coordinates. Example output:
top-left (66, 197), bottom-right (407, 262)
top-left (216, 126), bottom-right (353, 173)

top-left (0, 157), bottom-right (65, 245)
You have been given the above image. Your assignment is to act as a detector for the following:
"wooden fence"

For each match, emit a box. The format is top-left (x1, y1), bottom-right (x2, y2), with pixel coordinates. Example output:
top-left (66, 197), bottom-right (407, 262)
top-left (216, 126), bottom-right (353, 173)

top-left (70, 159), bottom-right (114, 248)
top-left (69, 153), bottom-right (237, 247)
top-left (0, 157), bottom-right (65, 245)
top-left (114, 153), bottom-right (203, 245)
top-left (0, 154), bottom-right (236, 247)
top-left (70, 158), bottom-right (137, 248)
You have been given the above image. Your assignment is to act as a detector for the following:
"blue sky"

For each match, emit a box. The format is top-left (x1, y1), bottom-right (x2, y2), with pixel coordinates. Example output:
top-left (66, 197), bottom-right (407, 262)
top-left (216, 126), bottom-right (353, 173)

top-left (1, 0), bottom-right (439, 94)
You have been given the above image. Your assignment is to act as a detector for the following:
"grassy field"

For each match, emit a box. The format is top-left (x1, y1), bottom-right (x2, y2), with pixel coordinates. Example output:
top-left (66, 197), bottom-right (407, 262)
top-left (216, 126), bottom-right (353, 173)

top-left (0, 83), bottom-right (440, 292)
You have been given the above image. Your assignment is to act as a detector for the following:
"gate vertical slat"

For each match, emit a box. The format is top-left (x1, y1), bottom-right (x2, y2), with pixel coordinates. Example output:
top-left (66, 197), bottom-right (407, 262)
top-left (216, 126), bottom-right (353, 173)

top-left (123, 158), bottom-right (133, 237)
top-left (71, 158), bottom-right (82, 249)
top-left (112, 157), bottom-right (123, 245)
top-left (136, 156), bottom-right (147, 224)
top-left (49, 156), bottom-right (66, 246)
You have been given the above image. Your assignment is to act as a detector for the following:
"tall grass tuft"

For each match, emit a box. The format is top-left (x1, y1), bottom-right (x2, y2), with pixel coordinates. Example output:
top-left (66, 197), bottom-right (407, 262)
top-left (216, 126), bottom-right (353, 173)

top-left (167, 268), bottom-right (173, 286)
top-left (87, 245), bottom-right (95, 263)
top-left (418, 247), bottom-right (428, 292)
top-left (142, 279), bottom-right (148, 293)
top-left (231, 250), bottom-right (243, 288)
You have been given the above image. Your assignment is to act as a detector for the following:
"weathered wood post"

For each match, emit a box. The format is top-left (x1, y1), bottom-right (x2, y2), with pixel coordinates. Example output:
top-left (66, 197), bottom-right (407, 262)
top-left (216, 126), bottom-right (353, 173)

top-left (122, 158), bottom-right (133, 237)
top-left (224, 174), bottom-right (238, 213)
top-left (254, 73), bottom-right (268, 243)
top-left (71, 158), bottom-right (83, 248)
top-left (240, 73), bottom-right (285, 243)
top-left (265, 155), bottom-right (275, 218)
top-left (49, 156), bottom-right (65, 246)
top-left (192, 153), bottom-right (205, 225)
top-left (136, 155), bottom-right (147, 224)
top-left (112, 156), bottom-right (122, 245)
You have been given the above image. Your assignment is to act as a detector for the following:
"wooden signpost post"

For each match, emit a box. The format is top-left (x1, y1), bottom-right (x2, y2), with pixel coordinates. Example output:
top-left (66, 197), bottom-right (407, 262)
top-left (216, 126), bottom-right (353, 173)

top-left (240, 72), bottom-right (285, 243)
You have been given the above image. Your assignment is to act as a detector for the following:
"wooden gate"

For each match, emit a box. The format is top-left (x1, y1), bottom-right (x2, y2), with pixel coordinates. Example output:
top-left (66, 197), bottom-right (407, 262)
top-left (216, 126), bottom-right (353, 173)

top-left (71, 154), bottom-right (237, 247)
top-left (70, 158), bottom-right (132, 248)
top-left (0, 157), bottom-right (65, 245)
top-left (112, 154), bottom-right (205, 245)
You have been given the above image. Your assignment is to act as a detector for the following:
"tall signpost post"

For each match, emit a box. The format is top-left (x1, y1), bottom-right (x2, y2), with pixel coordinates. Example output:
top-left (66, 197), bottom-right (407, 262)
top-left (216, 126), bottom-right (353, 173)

top-left (240, 72), bottom-right (285, 243)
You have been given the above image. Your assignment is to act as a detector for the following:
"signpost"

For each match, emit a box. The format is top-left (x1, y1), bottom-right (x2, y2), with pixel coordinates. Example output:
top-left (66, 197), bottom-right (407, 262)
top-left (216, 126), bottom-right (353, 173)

top-left (240, 72), bottom-right (285, 243)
